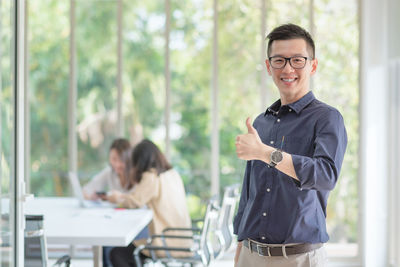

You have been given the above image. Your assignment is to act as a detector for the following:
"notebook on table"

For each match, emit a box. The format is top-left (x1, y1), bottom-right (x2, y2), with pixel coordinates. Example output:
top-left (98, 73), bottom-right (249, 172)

top-left (68, 171), bottom-right (116, 208)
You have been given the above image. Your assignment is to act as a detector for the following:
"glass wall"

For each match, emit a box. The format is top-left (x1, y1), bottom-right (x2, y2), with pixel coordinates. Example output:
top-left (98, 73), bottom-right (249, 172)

top-left (28, 0), bottom-right (69, 196)
top-left (170, 0), bottom-right (213, 200)
top-left (26, 0), bottom-right (359, 260)
top-left (314, 0), bottom-right (359, 256)
top-left (218, 0), bottom-right (263, 191)
top-left (122, 1), bottom-right (165, 148)
top-left (75, 0), bottom-right (119, 182)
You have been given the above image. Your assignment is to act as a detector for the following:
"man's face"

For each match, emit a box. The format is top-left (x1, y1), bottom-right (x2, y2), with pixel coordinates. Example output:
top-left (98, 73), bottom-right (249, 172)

top-left (265, 38), bottom-right (317, 103)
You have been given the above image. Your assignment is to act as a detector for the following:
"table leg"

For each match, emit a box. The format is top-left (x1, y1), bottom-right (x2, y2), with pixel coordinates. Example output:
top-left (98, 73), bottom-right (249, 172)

top-left (92, 245), bottom-right (103, 267)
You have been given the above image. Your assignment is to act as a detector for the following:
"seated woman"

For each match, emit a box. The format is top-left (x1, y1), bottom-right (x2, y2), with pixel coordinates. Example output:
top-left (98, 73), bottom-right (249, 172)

top-left (107, 139), bottom-right (191, 267)
top-left (83, 138), bottom-right (133, 200)
top-left (83, 138), bottom-right (134, 267)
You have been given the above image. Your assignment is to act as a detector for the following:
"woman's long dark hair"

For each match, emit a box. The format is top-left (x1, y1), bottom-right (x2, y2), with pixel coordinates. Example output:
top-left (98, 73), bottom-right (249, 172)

top-left (131, 139), bottom-right (172, 183)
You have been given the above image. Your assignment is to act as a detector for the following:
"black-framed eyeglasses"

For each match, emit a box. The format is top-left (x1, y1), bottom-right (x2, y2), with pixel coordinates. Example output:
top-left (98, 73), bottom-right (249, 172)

top-left (268, 56), bottom-right (312, 69)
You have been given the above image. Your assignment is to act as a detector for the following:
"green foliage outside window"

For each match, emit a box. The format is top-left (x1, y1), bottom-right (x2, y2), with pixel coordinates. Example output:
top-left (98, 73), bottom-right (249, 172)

top-left (27, 0), bottom-right (358, 246)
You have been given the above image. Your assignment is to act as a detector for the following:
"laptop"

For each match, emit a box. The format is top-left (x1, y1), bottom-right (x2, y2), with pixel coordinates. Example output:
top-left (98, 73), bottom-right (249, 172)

top-left (68, 171), bottom-right (116, 208)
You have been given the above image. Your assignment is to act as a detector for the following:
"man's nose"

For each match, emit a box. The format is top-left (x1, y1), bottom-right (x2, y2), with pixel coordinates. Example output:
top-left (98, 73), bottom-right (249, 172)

top-left (282, 60), bottom-right (295, 72)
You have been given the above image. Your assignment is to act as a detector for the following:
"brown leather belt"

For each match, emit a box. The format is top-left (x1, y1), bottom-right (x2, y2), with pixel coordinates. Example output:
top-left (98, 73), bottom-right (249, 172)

top-left (243, 239), bottom-right (322, 257)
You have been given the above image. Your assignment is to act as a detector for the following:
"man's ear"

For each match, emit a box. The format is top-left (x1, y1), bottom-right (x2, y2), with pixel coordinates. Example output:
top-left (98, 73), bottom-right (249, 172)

top-left (310, 58), bottom-right (318, 75)
top-left (265, 59), bottom-right (272, 75)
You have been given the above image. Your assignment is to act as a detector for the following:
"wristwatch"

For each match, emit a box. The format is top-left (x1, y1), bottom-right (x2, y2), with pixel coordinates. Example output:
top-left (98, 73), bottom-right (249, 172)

top-left (269, 149), bottom-right (283, 167)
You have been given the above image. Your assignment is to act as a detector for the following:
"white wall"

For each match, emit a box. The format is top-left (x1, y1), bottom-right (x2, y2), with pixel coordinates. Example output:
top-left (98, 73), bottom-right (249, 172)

top-left (361, 0), bottom-right (400, 266)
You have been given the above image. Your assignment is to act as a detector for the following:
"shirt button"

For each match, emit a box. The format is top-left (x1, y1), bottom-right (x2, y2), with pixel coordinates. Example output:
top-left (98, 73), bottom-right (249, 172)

top-left (270, 140), bottom-right (274, 144)
top-left (263, 212), bottom-right (267, 216)
top-left (266, 188), bottom-right (271, 192)
top-left (261, 236), bottom-right (266, 240)
top-left (289, 109), bottom-right (292, 112)
top-left (277, 119), bottom-right (280, 122)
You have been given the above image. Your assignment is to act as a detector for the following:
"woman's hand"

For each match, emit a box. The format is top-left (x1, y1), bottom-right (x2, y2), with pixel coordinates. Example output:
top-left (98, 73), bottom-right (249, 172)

top-left (106, 190), bottom-right (124, 204)
top-left (83, 191), bottom-right (100, 201)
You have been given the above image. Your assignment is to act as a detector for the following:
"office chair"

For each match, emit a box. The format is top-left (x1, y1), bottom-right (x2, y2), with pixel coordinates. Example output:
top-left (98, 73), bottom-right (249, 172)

top-left (150, 183), bottom-right (240, 265)
top-left (133, 196), bottom-right (220, 267)
top-left (25, 215), bottom-right (71, 267)
top-left (162, 184), bottom-right (240, 260)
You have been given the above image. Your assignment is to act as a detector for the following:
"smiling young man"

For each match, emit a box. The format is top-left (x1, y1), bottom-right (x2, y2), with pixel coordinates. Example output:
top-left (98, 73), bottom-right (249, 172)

top-left (233, 24), bottom-right (348, 267)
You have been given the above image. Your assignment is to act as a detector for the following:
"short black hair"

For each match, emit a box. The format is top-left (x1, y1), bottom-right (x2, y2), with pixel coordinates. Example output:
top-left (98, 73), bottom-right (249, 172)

top-left (266, 23), bottom-right (315, 59)
top-left (110, 138), bottom-right (131, 156)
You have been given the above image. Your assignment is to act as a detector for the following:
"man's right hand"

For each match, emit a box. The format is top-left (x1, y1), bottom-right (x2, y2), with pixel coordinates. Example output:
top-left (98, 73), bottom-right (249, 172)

top-left (235, 117), bottom-right (268, 161)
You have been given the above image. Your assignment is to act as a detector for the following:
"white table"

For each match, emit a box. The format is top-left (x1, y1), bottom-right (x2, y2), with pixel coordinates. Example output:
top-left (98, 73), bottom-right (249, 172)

top-left (25, 197), bottom-right (153, 267)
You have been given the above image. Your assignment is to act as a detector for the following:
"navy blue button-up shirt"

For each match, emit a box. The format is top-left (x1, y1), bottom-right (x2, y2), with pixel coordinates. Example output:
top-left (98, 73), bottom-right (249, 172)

top-left (233, 91), bottom-right (347, 244)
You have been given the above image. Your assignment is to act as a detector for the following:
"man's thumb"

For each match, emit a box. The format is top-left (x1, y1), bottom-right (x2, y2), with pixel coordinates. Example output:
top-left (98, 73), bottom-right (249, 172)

top-left (246, 117), bottom-right (256, 134)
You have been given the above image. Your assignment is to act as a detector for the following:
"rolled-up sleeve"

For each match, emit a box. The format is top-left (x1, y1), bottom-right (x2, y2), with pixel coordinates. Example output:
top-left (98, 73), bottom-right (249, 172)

top-left (292, 109), bottom-right (347, 191)
top-left (233, 161), bottom-right (251, 236)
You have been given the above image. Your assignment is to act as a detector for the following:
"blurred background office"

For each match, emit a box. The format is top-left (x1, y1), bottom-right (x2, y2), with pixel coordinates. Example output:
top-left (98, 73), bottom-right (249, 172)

top-left (0, 0), bottom-right (399, 266)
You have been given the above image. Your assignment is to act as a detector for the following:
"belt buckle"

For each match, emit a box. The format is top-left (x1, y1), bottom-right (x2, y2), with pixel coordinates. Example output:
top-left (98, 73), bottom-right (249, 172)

top-left (256, 243), bottom-right (271, 257)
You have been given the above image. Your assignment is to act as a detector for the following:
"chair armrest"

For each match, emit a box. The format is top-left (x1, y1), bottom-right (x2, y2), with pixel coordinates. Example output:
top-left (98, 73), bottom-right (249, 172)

top-left (162, 227), bottom-right (201, 234)
top-left (139, 245), bottom-right (194, 253)
top-left (150, 234), bottom-right (194, 240)
top-left (146, 232), bottom-right (198, 259)
top-left (134, 244), bottom-right (194, 267)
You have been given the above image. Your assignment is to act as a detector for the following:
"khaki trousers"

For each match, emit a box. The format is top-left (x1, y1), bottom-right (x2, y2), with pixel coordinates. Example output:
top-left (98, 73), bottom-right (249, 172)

top-left (236, 243), bottom-right (327, 267)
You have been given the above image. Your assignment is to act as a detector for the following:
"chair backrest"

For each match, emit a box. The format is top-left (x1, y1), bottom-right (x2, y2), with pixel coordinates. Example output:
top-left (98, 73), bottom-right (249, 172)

top-left (25, 215), bottom-right (71, 267)
top-left (215, 184), bottom-right (240, 254)
top-left (135, 193), bottom-right (237, 267)
top-left (197, 196), bottom-right (219, 266)
top-left (25, 215), bottom-right (48, 267)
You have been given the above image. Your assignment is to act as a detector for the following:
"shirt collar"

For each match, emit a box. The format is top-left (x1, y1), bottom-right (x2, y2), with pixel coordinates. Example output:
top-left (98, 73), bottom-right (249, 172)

top-left (265, 99), bottom-right (281, 116)
top-left (265, 91), bottom-right (315, 115)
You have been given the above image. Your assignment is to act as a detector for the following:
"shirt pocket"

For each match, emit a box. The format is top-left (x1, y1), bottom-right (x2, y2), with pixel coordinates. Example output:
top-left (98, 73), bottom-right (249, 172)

top-left (283, 135), bottom-right (314, 157)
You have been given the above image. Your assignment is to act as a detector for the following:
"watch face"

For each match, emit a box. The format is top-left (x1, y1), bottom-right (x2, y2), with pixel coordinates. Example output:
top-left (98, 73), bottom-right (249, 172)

top-left (271, 150), bottom-right (283, 163)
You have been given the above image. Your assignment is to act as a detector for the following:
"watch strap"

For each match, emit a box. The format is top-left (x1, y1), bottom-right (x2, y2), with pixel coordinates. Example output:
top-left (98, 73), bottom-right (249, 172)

top-left (268, 161), bottom-right (277, 168)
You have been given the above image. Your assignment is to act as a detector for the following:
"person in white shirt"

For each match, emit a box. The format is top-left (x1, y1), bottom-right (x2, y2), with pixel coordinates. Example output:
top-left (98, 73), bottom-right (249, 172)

top-left (82, 138), bottom-right (133, 267)
top-left (83, 138), bottom-right (133, 200)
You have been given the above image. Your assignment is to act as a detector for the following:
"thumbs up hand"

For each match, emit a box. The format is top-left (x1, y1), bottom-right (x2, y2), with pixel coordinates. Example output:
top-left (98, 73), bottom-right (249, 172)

top-left (235, 117), bottom-right (263, 161)
top-left (245, 117), bottom-right (258, 135)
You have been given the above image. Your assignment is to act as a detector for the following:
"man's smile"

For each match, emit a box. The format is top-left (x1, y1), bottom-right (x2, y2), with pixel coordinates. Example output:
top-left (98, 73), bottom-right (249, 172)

top-left (281, 77), bottom-right (298, 84)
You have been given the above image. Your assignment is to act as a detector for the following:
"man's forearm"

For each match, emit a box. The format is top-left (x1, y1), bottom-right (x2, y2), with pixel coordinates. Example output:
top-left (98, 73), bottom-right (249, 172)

top-left (258, 144), bottom-right (299, 181)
